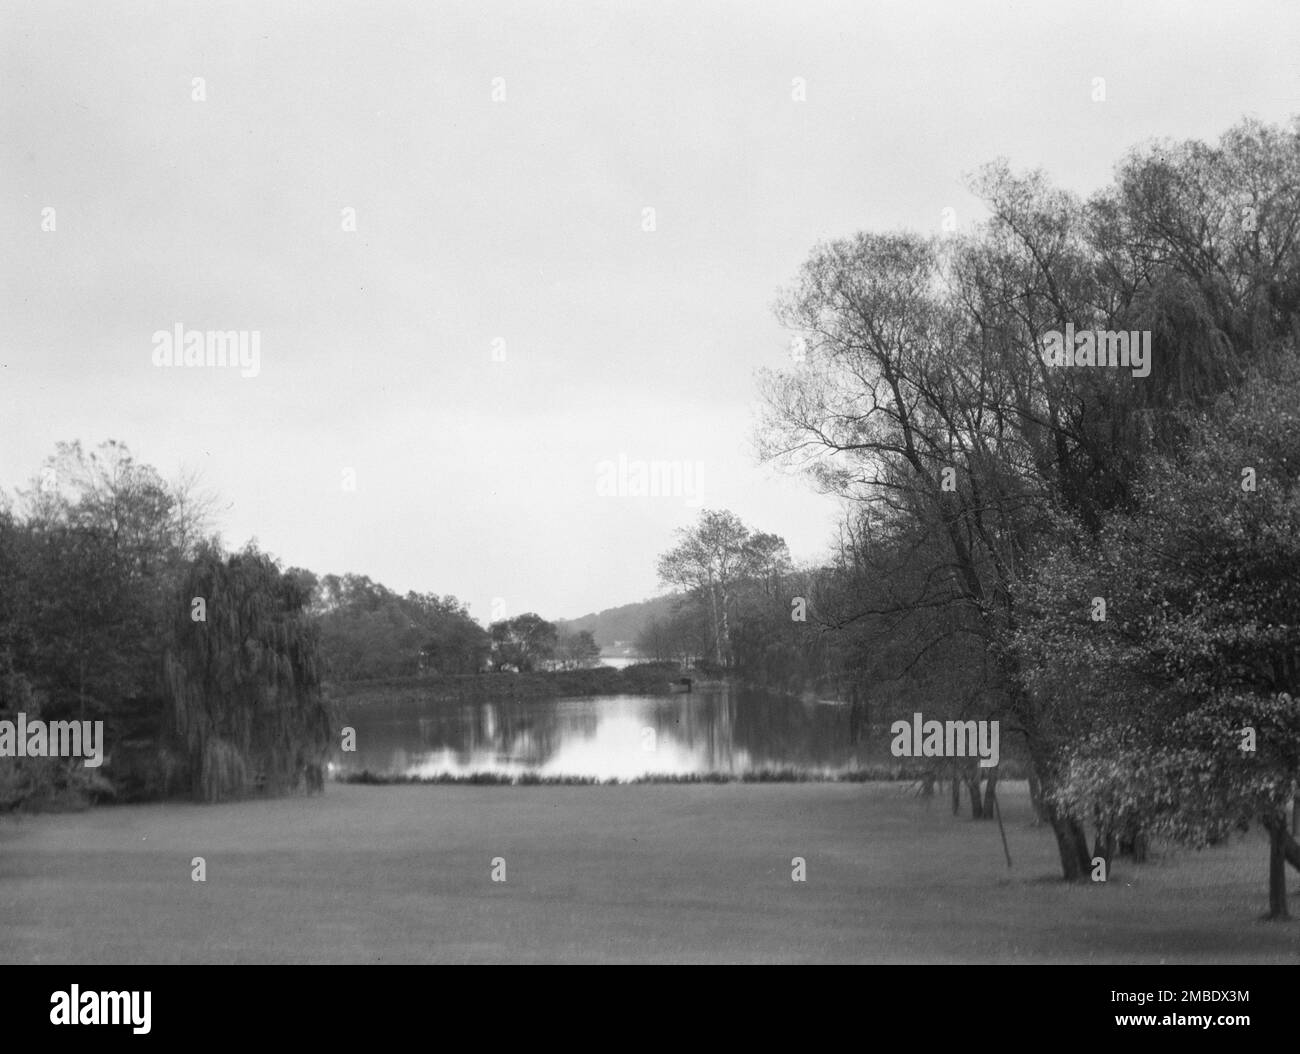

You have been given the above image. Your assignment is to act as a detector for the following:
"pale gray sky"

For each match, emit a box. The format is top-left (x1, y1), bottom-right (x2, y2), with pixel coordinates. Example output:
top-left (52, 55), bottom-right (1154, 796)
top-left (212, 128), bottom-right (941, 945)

top-left (2, 0), bottom-right (1298, 621)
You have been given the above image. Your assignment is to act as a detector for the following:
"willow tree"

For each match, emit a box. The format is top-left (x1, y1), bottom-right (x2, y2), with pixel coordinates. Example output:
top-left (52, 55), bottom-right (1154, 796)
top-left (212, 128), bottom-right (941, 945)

top-left (164, 543), bottom-right (332, 802)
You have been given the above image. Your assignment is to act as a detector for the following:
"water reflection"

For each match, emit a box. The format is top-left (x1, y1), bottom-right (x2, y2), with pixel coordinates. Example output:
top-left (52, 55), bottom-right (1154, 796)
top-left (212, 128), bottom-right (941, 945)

top-left (333, 688), bottom-right (872, 778)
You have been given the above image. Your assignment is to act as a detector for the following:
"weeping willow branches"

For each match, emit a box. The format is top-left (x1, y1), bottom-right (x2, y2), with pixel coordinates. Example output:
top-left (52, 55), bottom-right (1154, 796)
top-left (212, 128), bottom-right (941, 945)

top-left (163, 543), bottom-right (333, 803)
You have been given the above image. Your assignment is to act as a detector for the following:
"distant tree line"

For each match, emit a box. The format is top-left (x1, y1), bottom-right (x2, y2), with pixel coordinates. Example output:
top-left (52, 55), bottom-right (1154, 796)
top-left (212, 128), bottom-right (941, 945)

top-left (302, 583), bottom-right (601, 679)
top-left (555, 594), bottom-right (683, 649)
top-left (301, 572), bottom-right (489, 680)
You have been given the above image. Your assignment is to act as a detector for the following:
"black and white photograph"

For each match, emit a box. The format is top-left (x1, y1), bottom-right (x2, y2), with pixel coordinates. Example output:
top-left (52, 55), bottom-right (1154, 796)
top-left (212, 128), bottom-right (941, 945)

top-left (1, 0), bottom-right (1298, 1022)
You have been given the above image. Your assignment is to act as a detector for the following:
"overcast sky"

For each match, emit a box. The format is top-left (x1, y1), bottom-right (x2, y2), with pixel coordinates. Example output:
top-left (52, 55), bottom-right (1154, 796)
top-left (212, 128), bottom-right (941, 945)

top-left (2, 0), bottom-right (1298, 623)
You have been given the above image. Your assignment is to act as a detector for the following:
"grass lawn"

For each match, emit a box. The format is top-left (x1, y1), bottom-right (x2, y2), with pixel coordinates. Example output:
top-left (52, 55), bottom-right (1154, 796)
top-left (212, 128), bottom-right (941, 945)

top-left (1, 780), bottom-right (1297, 964)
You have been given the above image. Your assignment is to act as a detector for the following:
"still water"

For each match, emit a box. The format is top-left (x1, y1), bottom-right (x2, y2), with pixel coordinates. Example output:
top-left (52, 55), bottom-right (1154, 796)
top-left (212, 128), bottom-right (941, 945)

top-left (332, 687), bottom-right (872, 779)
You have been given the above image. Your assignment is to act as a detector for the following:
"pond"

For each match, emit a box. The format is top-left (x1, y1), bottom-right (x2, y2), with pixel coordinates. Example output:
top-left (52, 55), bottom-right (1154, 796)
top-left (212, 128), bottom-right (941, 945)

top-left (331, 687), bottom-right (873, 779)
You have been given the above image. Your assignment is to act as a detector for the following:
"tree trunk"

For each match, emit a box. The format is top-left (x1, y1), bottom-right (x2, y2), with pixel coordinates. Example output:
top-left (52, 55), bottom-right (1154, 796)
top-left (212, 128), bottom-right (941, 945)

top-left (1027, 772), bottom-right (1047, 825)
top-left (1044, 800), bottom-right (1092, 881)
top-left (718, 584), bottom-right (732, 668)
top-left (707, 584), bottom-right (724, 667)
top-left (1119, 826), bottom-right (1149, 863)
top-left (1091, 827), bottom-right (1116, 875)
top-left (920, 771), bottom-right (935, 798)
top-left (951, 776), bottom-right (961, 816)
top-left (1264, 812), bottom-right (1291, 920)
top-left (1293, 796), bottom-right (1299, 836)
top-left (965, 773), bottom-right (984, 819)
top-left (1273, 816), bottom-right (1300, 872)
top-left (982, 767), bottom-right (999, 817)
top-left (849, 694), bottom-right (865, 744)
top-left (1026, 736), bottom-right (1092, 879)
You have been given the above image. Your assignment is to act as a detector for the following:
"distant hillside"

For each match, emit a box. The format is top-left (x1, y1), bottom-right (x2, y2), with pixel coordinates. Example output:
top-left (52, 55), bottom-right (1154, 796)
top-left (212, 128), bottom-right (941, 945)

top-left (554, 594), bottom-right (684, 649)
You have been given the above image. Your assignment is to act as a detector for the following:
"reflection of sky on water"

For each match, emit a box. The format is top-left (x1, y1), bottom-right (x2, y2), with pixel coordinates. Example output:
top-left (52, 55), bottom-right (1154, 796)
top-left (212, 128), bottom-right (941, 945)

top-left (334, 689), bottom-right (870, 779)
top-left (537, 713), bottom-right (756, 779)
top-left (407, 747), bottom-right (533, 780)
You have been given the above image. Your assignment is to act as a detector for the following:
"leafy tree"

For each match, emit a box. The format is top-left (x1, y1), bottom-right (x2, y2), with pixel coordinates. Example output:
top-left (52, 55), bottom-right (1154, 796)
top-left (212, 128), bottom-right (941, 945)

top-left (488, 613), bottom-right (557, 672)
top-left (757, 117), bottom-right (1300, 879)
top-left (19, 442), bottom-right (199, 727)
top-left (656, 510), bottom-right (790, 668)
top-left (163, 543), bottom-right (333, 802)
top-left (420, 606), bottom-right (491, 675)
top-left (0, 511), bottom-right (113, 808)
top-left (311, 574), bottom-right (488, 680)
top-left (1017, 361), bottom-right (1300, 915)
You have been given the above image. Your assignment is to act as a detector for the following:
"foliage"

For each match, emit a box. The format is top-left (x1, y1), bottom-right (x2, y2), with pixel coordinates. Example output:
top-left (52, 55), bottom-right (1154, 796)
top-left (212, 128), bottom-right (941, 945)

top-left (757, 116), bottom-right (1300, 884)
top-left (163, 543), bottom-right (334, 802)
top-left (554, 629), bottom-right (601, 669)
top-left (0, 668), bottom-right (115, 811)
top-left (311, 573), bottom-right (489, 680)
top-left (1017, 362), bottom-right (1300, 887)
top-left (487, 612), bottom-right (558, 672)
top-left (656, 509), bottom-right (791, 668)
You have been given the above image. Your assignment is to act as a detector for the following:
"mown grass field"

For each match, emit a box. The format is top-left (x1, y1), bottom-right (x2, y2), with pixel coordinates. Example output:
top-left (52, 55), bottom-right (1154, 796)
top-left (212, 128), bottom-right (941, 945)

top-left (1, 781), bottom-right (1297, 963)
